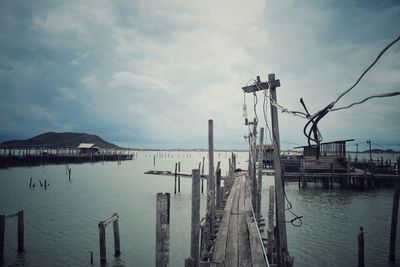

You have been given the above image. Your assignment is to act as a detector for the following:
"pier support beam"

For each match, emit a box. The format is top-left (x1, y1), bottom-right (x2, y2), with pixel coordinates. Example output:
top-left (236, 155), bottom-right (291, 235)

top-left (257, 128), bottom-right (264, 221)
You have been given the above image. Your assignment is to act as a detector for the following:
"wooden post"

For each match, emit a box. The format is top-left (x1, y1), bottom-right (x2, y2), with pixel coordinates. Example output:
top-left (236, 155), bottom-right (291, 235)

top-left (190, 169), bottom-right (201, 266)
top-left (202, 157), bottom-right (205, 175)
top-left (0, 215), bottom-right (4, 261)
top-left (216, 162), bottom-right (221, 208)
top-left (269, 73), bottom-right (289, 265)
top-left (154, 155), bottom-right (156, 166)
top-left (208, 119), bottom-right (215, 235)
top-left (156, 193), bottom-right (170, 267)
top-left (113, 215), bottom-right (121, 256)
top-left (389, 183), bottom-right (400, 261)
top-left (178, 162), bottom-right (181, 193)
top-left (257, 128), bottom-right (264, 221)
top-left (358, 226), bottom-right (364, 267)
top-left (267, 186), bottom-right (275, 261)
top-left (301, 157), bottom-right (306, 188)
top-left (98, 222), bottom-right (106, 263)
top-left (18, 210), bottom-right (24, 252)
top-left (201, 157), bottom-right (205, 194)
top-left (174, 163), bottom-right (177, 194)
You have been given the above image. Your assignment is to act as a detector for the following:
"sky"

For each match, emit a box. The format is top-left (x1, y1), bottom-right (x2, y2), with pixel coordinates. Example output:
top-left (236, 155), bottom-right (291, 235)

top-left (0, 0), bottom-right (399, 150)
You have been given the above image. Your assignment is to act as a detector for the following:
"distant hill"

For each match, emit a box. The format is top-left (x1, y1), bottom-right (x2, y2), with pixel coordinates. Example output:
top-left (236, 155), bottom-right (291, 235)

top-left (0, 132), bottom-right (120, 149)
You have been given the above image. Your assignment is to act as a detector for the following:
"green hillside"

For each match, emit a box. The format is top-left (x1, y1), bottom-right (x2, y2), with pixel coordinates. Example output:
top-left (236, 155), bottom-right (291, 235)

top-left (0, 132), bottom-right (120, 149)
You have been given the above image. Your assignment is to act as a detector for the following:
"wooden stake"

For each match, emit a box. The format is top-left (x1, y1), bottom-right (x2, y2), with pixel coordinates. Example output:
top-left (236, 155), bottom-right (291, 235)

top-left (174, 163), bottom-right (177, 194)
top-left (98, 222), bottom-right (106, 263)
top-left (0, 215), bottom-right (4, 261)
top-left (113, 215), bottom-right (121, 256)
top-left (257, 128), bottom-right (264, 221)
top-left (156, 193), bottom-right (170, 267)
top-left (178, 162), bottom-right (181, 193)
top-left (190, 169), bottom-right (201, 266)
top-left (267, 186), bottom-right (275, 261)
top-left (208, 119), bottom-right (215, 235)
top-left (358, 226), bottom-right (364, 267)
top-left (389, 183), bottom-right (400, 261)
top-left (18, 210), bottom-right (24, 252)
top-left (216, 162), bottom-right (221, 208)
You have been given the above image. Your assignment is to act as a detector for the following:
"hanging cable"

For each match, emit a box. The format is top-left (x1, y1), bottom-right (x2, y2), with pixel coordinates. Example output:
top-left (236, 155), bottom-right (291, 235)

top-left (330, 90), bottom-right (400, 112)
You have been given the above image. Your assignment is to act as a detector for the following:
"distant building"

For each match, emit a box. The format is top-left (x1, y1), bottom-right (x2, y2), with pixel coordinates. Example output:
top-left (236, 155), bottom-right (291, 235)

top-left (78, 143), bottom-right (99, 154)
top-left (295, 139), bottom-right (354, 172)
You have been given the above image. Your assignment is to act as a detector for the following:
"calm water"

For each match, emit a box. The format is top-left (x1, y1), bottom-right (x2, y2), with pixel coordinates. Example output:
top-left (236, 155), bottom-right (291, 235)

top-left (0, 151), bottom-right (399, 267)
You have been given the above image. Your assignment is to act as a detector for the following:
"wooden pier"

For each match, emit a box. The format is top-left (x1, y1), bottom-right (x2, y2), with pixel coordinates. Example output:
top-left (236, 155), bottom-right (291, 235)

top-left (211, 173), bottom-right (266, 266)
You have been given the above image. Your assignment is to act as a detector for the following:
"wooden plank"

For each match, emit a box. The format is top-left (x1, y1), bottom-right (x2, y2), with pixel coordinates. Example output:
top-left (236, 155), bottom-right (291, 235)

top-left (208, 119), bottom-right (215, 235)
top-left (225, 178), bottom-right (241, 267)
top-left (238, 176), bottom-right (252, 266)
top-left (211, 176), bottom-right (240, 264)
top-left (102, 213), bottom-right (118, 226)
top-left (245, 198), bottom-right (266, 267)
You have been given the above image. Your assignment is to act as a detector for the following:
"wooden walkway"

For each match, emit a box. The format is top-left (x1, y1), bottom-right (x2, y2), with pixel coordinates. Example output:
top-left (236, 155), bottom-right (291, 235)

top-left (211, 173), bottom-right (268, 267)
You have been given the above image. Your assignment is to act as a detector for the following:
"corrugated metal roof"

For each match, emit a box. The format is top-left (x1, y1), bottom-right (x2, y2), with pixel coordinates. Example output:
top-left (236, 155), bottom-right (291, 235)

top-left (78, 143), bottom-right (95, 149)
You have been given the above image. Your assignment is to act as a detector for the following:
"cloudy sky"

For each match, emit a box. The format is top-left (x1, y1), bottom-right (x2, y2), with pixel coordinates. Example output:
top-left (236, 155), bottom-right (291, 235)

top-left (0, 0), bottom-right (399, 150)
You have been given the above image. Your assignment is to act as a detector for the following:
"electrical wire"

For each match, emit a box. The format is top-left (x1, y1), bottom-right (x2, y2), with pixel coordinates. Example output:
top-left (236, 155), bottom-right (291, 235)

top-left (330, 91), bottom-right (400, 112)
top-left (302, 34), bottom-right (400, 148)
top-left (333, 35), bottom-right (400, 105)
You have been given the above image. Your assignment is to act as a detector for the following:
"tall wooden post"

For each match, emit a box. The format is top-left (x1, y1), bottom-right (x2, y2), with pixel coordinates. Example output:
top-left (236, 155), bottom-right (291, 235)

top-left (190, 169), bottom-right (201, 266)
top-left (156, 193), bottom-right (170, 267)
top-left (269, 73), bottom-right (289, 265)
top-left (0, 215), bottom-right (4, 261)
top-left (208, 119), bottom-right (215, 235)
top-left (98, 222), bottom-right (107, 263)
top-left (18, 210), bottom-right (24, 252)
top-left (358, 226), bottom-right (364, 267)
top-left (257, 128), bottom-right (264, 221)
top-left (174, 163), bottom-right (177, 194)
top-left (389, 183), bottom-right (400, 261)
top-left (178, 162), bottom-right (181, 193)
top-left (113, 215), bottom-right (121, 256)
top-left (201, 157), bottom-right (205, 194)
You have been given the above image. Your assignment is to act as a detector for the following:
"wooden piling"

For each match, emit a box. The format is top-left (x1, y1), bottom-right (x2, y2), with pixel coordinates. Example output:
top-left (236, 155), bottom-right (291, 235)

top-left (98, 222), bottom-right (106, 263)
top-left (267, 185), bottom-right (275, 261)
top-left (358, 226), bottom-right (364, 267)
top-left (156, 193), bottom-right (170, 267)
top-left (190, 169), bottom-right (201, 266)
top-left (389, 183), bottom-right (400, 261)
top-left (18, 210), bottom-right (24, 252)
top-left (300, 157), bottom-right (306, 188)
top-left (208, 119), bottom-right (215, 235)
top-left (216, 162), bottom-right (221, 208)
top-left (257, 128), bottom-right (264, 221)
top-left (0, 215), bottom-right (4, 261)
top-left (154, 155), bottom-right (156, 166)
top-left (178, 162), bottom-right (181, 193)
top-left (174, 163), bottom-right (177, 194)
top-left (113, 215), bottom-right (121, 256)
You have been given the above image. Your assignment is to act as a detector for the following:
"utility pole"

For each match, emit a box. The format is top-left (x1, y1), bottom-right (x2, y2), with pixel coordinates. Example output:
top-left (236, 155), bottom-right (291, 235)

top-left (242, 74), bottom-right (290, 266)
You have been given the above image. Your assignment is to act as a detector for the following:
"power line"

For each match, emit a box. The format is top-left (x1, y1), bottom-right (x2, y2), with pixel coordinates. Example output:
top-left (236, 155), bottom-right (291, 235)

top-left (330, 91), bottom-right (400, 112)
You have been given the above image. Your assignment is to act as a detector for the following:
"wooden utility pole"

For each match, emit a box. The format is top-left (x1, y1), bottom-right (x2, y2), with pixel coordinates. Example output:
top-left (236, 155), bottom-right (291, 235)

top-left (189, 169), bottom-right (201, 266)
top-left (269, 73), bottom-right (289, 265)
